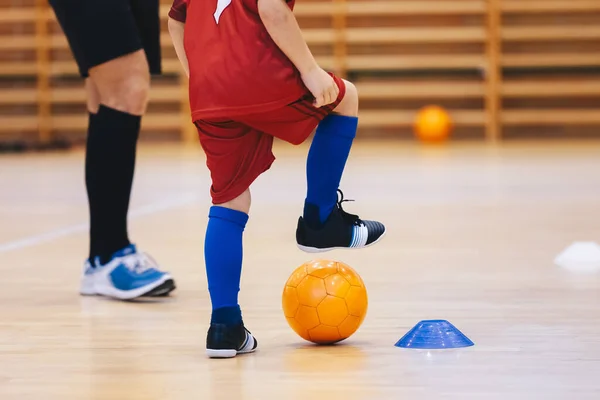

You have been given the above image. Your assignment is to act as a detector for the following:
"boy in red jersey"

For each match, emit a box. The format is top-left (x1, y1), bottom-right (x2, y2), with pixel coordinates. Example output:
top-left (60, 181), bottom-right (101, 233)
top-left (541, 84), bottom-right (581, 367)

top-left (169, 0), bottom-right (385, 358)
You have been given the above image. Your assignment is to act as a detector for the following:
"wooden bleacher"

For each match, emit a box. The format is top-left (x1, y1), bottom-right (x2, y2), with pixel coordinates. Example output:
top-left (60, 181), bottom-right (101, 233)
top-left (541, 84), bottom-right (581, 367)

top-left (1, 0), bottom-right (599, 144)
top-left (500, 0), bottom-right (600, 138)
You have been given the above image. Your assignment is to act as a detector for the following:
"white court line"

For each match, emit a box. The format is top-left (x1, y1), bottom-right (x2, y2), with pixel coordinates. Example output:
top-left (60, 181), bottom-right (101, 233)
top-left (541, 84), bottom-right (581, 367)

top-left (0, 194), bottom-right (200, 254)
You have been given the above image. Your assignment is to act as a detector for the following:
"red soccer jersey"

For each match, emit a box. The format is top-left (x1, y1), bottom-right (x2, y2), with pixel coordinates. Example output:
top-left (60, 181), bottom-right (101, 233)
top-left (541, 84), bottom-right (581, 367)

top-left (169, 0), bottom-right (307, 120)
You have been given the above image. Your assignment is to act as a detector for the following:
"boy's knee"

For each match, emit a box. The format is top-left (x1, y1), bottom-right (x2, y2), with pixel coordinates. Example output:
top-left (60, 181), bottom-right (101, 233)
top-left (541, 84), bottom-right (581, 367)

top-left (333, 80), bottom-right (358, 117)
top-left (215, 189), bottom-right (251, 215)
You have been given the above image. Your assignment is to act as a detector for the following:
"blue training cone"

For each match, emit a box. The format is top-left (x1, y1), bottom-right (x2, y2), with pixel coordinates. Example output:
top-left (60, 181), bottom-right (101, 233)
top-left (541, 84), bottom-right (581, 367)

top-left (395, 320), bottom-right (474, 349)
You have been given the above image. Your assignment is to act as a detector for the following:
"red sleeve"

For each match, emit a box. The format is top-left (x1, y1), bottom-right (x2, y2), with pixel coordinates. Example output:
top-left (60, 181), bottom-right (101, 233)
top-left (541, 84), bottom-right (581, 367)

top-left (169, 0), bottom-right (188, 22)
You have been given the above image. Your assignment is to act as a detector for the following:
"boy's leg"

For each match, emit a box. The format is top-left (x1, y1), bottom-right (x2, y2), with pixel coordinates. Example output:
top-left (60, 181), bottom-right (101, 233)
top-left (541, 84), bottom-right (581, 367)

top-left (206, 189), bottom-right (250, 327)
top-left (241, 76), bottom-right (385, 253)
top-left (304, 80), bottom-right (359, 228)
top-left (300, 79), bottom-right (384, 251)
top-left (204, 190), bottom-right (257, 358)
top-left (195, 120), bottom-right (270, 358)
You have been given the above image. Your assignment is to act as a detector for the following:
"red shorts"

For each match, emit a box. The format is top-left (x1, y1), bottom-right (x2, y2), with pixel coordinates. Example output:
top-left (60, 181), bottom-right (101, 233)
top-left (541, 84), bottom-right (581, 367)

top-left (195, 75), bottom-right (346, 204)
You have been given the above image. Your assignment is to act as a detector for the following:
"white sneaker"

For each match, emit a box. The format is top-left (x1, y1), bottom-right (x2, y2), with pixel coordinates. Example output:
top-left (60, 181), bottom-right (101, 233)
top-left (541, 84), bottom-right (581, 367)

top-left (80, 244), bottom-right (176, 300)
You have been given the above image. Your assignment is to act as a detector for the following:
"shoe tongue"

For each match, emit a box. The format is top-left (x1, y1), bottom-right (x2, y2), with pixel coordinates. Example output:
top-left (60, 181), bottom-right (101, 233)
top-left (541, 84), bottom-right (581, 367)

top-left (113, 244), bottom-right (137, 258)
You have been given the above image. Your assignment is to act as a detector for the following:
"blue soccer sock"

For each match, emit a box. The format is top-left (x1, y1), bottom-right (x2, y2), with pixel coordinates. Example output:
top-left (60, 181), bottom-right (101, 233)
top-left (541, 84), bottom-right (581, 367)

top-left (204, 206), bottom-right (249, 326)
top-left (304, 114), bottom-right (358, 228)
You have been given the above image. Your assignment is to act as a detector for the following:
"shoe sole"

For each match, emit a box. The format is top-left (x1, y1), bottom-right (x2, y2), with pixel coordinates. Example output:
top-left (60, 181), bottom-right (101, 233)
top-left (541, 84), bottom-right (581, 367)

top-left (205, 346), bottom-right (257, 359)
top-left (206, 349), bottom-right (238, 358)
top-left (297, 230), bottom-right (386, 253)
top-left (206, 335), bottom-right (257, 359)
top-left (80, 275), bottom-right (175, 300)
top-left (142, 279), bottom-right (176, 297)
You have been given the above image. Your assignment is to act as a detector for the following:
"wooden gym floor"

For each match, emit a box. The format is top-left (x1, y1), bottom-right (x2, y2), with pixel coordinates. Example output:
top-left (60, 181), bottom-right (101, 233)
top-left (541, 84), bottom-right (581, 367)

top-left (0, 140), bottom-right (599, 400)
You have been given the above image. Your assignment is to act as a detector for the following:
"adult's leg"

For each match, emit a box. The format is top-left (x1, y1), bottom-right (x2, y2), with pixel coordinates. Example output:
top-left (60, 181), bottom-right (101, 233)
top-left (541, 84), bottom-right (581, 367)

top-left (85, 51), bottom-right (150, 262)
top-left (85, 79), bottom-right (100, 114)
top-left (49, 0), bottom-right (174, 299)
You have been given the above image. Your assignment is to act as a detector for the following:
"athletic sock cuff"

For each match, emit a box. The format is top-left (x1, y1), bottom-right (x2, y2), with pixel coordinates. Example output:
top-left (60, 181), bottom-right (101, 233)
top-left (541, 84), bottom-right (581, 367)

top-left (317, 114), bottom-right (359, 139)
top-left (209, 206), bottom-right (249, 228)
top-left (97, 105), bottom-right (141, 129)
top-left (211, 305), bottom-right (243, 325)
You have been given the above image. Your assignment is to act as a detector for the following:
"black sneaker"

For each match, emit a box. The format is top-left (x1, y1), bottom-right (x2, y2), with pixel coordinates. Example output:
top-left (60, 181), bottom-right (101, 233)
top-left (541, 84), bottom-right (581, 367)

top-left (296, 190), bottom-right (386, 253)
top-left (206, 323), bottom-right (258, 358)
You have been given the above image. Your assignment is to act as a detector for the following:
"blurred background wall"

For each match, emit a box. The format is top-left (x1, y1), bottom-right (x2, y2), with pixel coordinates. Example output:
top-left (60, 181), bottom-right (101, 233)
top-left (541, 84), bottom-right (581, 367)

top-left (1, 0), bottom-right (600, 148)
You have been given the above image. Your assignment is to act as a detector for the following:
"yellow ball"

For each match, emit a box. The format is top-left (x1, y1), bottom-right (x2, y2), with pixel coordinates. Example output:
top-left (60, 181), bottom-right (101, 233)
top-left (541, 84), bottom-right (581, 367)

top-left (282, 260), bottom-right (368, 344)
top-left (414, 105), bottom-right (452, 142)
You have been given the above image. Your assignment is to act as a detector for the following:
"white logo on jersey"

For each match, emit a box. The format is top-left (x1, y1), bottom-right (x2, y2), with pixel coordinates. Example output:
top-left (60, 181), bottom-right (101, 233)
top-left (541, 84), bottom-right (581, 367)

top-left (214, 0), bottom-right (232, 24)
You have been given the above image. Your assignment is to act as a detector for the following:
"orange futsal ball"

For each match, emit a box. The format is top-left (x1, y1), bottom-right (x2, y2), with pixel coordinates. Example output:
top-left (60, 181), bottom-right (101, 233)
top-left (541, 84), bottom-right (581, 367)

top-left (414, 105), bottom-right (452, 142)
top-left (282, 260), bottom-right (368, 344)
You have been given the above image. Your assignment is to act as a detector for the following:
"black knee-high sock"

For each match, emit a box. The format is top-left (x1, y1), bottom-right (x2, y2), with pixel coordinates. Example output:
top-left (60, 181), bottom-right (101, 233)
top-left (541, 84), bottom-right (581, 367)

top-left (86, 105), bottom-right (141, 263)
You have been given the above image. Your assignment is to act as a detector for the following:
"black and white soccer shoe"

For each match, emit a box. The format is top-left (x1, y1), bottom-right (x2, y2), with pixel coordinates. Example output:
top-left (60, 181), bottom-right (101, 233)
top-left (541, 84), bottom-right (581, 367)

top-left (206, 323), bottom-right (258, 358)
top-left (296, 190), bottom-right (386, 253)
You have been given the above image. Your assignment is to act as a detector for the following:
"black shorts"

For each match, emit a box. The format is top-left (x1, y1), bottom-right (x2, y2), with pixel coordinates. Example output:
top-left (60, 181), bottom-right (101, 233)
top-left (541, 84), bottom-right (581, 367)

top-left (49, 0), bottom-right (162, 77)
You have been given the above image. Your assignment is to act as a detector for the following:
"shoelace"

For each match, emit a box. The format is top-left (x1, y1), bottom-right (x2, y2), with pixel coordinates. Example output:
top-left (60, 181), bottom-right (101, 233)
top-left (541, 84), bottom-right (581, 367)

top-left (122, 252), bottom-right (158, 274)
top-left (336, 189), bottom-right (364, 227)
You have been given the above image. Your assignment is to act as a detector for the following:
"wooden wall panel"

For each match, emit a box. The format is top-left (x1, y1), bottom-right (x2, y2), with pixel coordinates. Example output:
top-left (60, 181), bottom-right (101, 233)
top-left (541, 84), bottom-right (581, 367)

top-left (1, 0), bottom-right (599, 143)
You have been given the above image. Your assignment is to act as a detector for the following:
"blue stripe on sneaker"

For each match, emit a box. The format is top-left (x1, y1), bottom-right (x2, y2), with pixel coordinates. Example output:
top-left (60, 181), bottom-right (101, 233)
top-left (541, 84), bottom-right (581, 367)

top-left (109, 264), bottom-right (164, 291)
